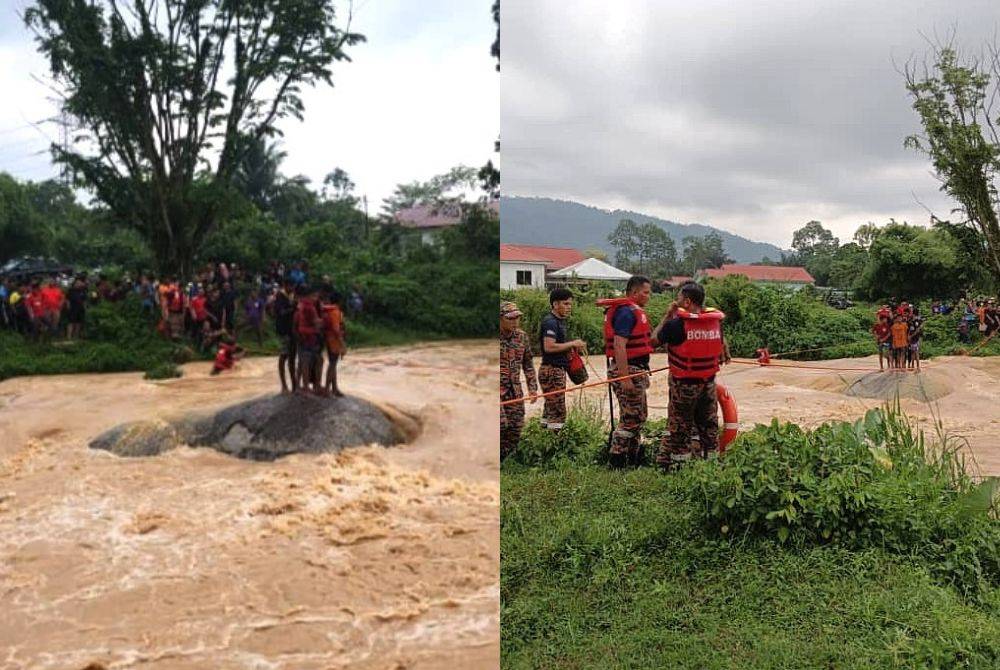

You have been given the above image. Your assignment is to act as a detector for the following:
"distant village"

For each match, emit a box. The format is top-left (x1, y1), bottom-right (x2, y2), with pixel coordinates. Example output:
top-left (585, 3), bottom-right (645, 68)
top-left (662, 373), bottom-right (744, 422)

top-left (500, 243), bottom-right (814, 292)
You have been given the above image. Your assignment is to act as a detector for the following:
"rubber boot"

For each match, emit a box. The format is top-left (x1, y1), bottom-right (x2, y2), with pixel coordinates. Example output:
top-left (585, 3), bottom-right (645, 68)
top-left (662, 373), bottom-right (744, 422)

top-left (626, 439), bottom-right (644, 468)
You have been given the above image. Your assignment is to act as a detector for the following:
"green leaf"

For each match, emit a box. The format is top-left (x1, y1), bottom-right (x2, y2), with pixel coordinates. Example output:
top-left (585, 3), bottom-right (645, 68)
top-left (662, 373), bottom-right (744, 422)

top-left (955, 478), bottom-right (999, 518)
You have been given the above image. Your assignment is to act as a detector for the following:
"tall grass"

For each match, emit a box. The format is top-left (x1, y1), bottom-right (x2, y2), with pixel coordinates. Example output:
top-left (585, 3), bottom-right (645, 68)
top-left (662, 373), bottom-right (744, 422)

top-left (501, 403), bottom-right (1000, 668)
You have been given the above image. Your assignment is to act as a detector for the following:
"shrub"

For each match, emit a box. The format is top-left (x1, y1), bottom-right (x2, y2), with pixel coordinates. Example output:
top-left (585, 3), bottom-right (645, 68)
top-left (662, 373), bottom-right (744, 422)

top-left (689, 405), bottom-right (1000, 597)
top-left (509, 406), bottom-right (608, 467)
top-left (501, 283), bottom-right (995, 361)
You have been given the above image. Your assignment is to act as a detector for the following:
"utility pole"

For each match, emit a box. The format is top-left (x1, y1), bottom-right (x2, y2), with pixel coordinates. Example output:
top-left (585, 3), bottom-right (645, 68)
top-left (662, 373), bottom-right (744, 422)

top-left (54, 108), bottom-right (71, 186)
top-left (362, 195), bottom-right (369, 243)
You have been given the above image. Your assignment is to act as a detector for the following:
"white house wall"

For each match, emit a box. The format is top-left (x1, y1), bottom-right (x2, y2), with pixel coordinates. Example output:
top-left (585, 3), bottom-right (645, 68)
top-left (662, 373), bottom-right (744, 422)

top-left (500, 261), bottom-right (548, 290)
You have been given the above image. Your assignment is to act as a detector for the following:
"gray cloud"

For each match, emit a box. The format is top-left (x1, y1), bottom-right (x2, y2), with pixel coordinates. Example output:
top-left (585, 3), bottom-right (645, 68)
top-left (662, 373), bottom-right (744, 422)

top-left (501, 0), bottom-right (1000, 246)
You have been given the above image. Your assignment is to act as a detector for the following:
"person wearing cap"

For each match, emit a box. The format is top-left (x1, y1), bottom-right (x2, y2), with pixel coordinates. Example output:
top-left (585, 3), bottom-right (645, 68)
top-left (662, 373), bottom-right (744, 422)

top-left (500, 301), bottom-right (538, 462)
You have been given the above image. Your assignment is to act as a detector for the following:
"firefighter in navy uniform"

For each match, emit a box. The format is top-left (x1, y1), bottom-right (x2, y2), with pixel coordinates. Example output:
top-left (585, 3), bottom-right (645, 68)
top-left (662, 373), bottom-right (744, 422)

top-left (652, 281), bottom-right (729, 470)
top-left (604, 275), bottom-right (655, 468)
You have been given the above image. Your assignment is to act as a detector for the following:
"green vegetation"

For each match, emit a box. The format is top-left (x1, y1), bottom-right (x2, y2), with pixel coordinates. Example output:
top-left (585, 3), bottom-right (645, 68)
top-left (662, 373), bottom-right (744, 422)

top-left (502, 406), bottom-right (1000, 669)
top-left (502, 276), bottom-right (1000, 362)
top-left (22, 0), bottom-right (364, 276)
top-left (0, 295), bottom-right (449, 382)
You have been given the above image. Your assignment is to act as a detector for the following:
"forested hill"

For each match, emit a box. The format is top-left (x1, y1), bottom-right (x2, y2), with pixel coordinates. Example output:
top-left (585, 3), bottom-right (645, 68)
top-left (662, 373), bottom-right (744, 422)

top-left (500, 196), bottom-right (786, 263)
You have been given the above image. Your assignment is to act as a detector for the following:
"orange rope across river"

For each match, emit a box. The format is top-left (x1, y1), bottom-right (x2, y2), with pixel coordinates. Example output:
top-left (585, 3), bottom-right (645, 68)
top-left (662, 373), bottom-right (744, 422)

top-left (499, 357), bottom-right (915, 407)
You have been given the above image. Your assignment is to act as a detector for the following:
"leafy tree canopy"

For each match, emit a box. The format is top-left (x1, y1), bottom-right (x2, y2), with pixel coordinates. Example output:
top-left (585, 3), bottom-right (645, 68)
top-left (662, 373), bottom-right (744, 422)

top-left (24, 0), bottom-right (363, 275)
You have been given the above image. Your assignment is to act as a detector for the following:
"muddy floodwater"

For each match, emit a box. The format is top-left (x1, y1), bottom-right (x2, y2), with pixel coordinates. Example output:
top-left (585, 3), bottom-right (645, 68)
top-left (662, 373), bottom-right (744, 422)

top-left (0, 341), bottom-right (498, 670)
top-left (560, 353), bottom-right (1000, 475)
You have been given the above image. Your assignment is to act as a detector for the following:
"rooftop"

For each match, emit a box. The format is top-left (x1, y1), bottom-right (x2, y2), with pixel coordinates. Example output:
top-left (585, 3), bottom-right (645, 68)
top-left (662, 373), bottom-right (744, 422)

top-left (498, 244), bottom-right (586, 270)
top-left (700, 264), bottom-right (815, 283)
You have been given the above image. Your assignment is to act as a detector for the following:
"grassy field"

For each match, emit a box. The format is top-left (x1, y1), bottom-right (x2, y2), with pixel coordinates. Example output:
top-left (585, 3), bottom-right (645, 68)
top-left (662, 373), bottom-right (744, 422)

top-left (501, 407), bottom-right (1000, 669)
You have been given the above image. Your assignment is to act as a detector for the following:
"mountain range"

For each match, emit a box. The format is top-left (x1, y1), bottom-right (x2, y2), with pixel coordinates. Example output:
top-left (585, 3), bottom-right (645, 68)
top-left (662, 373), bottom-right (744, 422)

top-left (500, 196), bottom-right (786, 264)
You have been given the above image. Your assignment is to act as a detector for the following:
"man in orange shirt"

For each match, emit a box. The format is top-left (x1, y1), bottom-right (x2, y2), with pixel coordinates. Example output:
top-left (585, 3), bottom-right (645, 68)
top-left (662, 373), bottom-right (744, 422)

top-left (890, 314), bottom-right (909, 370)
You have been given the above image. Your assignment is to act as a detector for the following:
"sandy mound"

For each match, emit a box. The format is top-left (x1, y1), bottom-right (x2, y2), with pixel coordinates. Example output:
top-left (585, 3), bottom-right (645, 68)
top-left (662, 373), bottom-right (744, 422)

top-left (90, 393), bottom-right (409, 461)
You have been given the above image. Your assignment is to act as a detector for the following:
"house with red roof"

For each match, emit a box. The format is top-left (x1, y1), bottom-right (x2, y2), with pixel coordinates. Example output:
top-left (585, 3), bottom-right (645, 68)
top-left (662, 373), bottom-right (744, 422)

top-left (696, 264), bottom-right (815, 289)
top-left (394, 200), bottom-right (499, 245)
top-left (499, 244), bottom-right (587, 290)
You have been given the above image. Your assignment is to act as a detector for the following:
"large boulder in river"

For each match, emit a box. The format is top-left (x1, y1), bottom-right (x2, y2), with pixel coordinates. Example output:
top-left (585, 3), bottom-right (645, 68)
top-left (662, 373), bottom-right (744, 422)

top-left (90, 394), bottom-right (408, 461)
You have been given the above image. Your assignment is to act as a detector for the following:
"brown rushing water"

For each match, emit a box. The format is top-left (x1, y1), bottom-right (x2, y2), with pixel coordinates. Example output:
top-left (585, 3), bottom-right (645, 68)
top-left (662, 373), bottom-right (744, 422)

top-left (557, 353), bottom-right (1000, 475)
top-left (0, 341), bottom-right (498, 670)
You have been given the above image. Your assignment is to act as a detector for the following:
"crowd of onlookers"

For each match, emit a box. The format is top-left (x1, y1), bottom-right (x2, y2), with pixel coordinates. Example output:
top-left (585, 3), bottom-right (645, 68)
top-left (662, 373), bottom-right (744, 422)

top-left (943, 297), bottom-right (1000, 343)
top-left (0, 261), bottom-right (365, 395)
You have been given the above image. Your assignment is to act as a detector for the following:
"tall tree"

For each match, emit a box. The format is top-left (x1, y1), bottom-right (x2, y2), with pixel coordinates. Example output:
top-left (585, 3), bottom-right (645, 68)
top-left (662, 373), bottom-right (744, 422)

top-left (828, 242), bottom-right (868, 289)
top-left (904, 42), bottom-right (1000, 286)
top-left (479, 1), bottom-right (500, 195)
top-left (791, 220), bottom-right (839, 285)
top-left (608, 218), bottom-right (641, 270)
top-left (853, 222), bottom-right (879, 250)
top-left (24, 0), bottom-right (363, 276)
top-left (791, 220), bottom-right (839, 257)
top-left (233, 137), bottom-right (287, 211)
top-left (637, 221), bottom-right (677, 276)
top-left (381, 166), bottom-right (479, 215)
top-left (856, 221), bottom-right (962, 300)
top-left (681, 232), bottom-right (731, 275)
top-left (0, 173), bottom-right (43, 262)
top-left (322, 167), bottom-right (356, 202)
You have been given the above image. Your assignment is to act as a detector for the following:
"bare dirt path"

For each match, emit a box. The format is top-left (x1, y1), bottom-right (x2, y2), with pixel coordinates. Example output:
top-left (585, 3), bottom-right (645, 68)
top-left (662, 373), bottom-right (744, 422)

top-left (0, 341), bottom-right (498, 670)
top-left (553, 353), bottom-right (1000, 475)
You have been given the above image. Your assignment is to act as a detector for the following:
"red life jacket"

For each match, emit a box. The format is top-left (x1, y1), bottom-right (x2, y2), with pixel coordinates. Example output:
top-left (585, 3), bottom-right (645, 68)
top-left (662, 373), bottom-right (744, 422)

top-left (667, 307), bottom-right (725, 379)
top-left (598, 298), bottom-right (653, 360)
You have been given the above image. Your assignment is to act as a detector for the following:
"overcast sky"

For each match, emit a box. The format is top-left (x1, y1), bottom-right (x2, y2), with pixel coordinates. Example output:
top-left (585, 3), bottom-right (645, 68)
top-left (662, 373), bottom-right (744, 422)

top-left (501, 0), bottom-right (1000, 248)
top-left (0, 0), bottom-right (498, 210)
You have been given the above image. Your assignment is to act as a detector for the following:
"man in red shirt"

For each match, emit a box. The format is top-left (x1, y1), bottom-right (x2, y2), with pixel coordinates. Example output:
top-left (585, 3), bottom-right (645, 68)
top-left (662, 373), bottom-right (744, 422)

top-left (872, 316), bottom-right (891, 371)
top-left (189, 286), bottom-right (210, 349)
top-left (40, 277), bottom-right (65, 338)
top-left (293, 285), bottom-right (323, 394)
top-left (25, 282), bottom-right (47, 341)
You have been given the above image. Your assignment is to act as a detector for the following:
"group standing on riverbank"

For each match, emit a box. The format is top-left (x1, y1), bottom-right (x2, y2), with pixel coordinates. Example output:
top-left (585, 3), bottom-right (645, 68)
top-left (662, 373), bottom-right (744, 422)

top-left (1, 261), bottom-right (358, 395)
top-left (500, 277), bottom-right (730, 469)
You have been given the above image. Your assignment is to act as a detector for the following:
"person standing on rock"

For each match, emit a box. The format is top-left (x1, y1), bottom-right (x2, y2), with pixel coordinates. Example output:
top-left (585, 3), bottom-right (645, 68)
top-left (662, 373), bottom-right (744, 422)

top-left (160, 276), bottom-right (187, 342)
top-left (270, 278), bottom-right (298, 393)
top-left (500, 301), bottom-right (538, 462)
top-left (653, 281), bottom-right (727, 470)
top-left (604, 275), bottom-right (654, 468)
top-left (538, 288), bottom-right (586, 431)
top-left (293, 285), bottom-right (323, 394)
top-left (321, 288), bottom-right (347, 397)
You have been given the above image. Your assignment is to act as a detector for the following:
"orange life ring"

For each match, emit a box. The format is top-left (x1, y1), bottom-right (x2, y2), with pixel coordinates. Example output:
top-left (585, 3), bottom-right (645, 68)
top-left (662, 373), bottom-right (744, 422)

top-left (717, 382), bottom-right (739, 453)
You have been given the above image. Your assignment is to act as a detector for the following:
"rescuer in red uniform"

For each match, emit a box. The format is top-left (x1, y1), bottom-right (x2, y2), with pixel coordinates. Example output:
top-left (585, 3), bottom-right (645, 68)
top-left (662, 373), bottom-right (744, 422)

top-left (652, 281), bottom-right (729, 470)
top-left (603, 275), bottom-right (654, 468)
